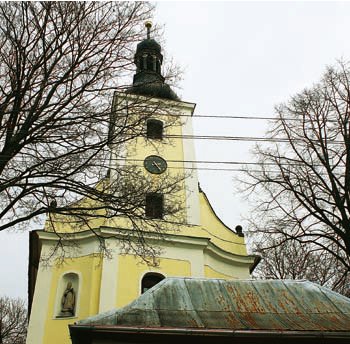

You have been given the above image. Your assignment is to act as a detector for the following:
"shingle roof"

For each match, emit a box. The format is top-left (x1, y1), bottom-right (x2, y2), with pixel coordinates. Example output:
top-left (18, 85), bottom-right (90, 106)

top-left (78, 278), bottom-right (350, 332)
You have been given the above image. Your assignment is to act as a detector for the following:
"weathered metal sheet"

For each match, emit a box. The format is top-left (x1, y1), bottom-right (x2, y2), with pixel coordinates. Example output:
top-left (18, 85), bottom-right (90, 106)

top-left (78, 278), bottom-right (350, 332)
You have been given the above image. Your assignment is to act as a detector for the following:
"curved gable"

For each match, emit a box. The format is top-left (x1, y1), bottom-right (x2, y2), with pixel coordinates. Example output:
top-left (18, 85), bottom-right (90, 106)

top-left (198, 189), bottom-right (247, 256)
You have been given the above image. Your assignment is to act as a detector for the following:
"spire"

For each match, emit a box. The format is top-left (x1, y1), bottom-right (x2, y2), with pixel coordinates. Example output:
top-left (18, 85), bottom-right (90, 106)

top-left (127, 22), bottom-right (179, 101)
top-left (145, 21), bottom-right (152, 39)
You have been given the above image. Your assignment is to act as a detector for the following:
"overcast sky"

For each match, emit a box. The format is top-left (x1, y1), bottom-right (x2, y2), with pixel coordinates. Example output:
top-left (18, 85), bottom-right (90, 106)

top-left (1, 1), bottom-right (350, 300)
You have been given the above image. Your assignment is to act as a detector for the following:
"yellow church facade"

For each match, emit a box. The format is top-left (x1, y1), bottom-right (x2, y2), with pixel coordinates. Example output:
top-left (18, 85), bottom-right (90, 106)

top-left (26, 24), bottom-right (258, 344)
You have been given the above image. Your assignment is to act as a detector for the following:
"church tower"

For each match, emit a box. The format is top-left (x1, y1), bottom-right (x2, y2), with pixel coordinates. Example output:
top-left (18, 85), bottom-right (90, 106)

top-left (26, 23), bottom-right (258, 344)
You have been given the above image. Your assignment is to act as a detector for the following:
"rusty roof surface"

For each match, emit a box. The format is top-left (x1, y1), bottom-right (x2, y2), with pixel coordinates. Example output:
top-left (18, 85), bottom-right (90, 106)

top-left (78, 278), bottom-right (350, 331)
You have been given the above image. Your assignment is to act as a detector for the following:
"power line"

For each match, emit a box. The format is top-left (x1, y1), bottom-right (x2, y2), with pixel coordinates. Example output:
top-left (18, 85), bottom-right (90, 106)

top-left (0, 155), bottom-right (340, 175)
top-left (162, 134), bottom-right (345, 143)
top-left (166, 134), bottom-right (287, 142)
top-left (193, 114), bottom-right (292, 121)
top-left (114, 158), bottom-right (313, 167)
top-left (113, 112), bottom-right (341, 122)
top-left (113, 159), bottom-right (337, 174)
top-left (112, 164), bottom-right (277, 173)
top-left (109, 108), bottom-right (341, 122)
top-left (36, 133), bottom-right (346, 144)
top-left (192, 115), bottom-right (341, 123)
top-left (0, 154), bottom-right (340, 169)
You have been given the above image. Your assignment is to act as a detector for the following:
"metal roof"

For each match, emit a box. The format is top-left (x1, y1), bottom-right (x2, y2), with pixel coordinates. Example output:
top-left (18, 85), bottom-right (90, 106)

top-left (78, 278), bottom-right (350, 332)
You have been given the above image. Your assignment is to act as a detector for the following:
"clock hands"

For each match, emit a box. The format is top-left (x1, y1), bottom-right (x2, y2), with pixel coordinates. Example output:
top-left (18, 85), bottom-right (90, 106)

top-left (152, 161), bottom-right (162, 171)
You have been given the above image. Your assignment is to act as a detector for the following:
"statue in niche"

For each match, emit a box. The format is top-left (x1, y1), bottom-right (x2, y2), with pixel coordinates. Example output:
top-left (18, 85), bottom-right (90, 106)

top-left (60, 281), bottom-right (75, 317)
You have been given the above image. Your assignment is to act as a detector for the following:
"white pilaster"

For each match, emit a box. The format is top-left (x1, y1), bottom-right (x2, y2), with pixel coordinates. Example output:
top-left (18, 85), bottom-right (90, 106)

top-left (98, 240), bottom-right (119, 312)
top-left (182, 108), bottom-right (200, 225)
top-left (26, 246), bottom-right (53, 344)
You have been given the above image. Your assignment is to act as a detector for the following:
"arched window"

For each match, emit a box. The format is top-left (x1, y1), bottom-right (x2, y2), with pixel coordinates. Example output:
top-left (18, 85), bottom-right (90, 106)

top-left (146, 193), bottom-right (163, 219)
top-left (55, 272), bottom-right (79, 318)
top-left (136, 57), bottom-right (142, 72)
top-left (142, 55), bottom-right (147, 71)
top-left (147, 54), bottom-right (153, 70)
top-left (141, 273), bottom-right (165, 293)
top-left (146, 119), bottom-right (163, 139)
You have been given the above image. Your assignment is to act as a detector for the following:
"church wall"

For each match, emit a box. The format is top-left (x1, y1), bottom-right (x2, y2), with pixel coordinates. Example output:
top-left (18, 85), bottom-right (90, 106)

top-left (198, 192), bottom-right (248, 256)
top-left (116, 254), bottom-right (191, 307)
top-left (26, 245), bottom-right (53, 344)
top-left (42, 254), bottom-right (102, 344)
top-left (204, 265), bottom-right (234, 279)
top-left (204, 253), bottom-right (251, 280)
top-left (27, 221), bottom-right (255, 344)
top-left (26, 24), bottom-right (259, 344)
top-left (125, 131), bottom-right (188, 224)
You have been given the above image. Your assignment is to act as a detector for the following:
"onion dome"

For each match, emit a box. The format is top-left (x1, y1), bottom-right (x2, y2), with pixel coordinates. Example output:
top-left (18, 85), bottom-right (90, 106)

top-left (136, 38), bottom-right (161, 55)
top-left (127, 22), bottom-right (179, 101)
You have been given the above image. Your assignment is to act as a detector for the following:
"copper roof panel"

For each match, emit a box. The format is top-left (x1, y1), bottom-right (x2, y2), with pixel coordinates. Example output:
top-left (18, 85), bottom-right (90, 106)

top-left (78, 278), bottom-right (350, 332)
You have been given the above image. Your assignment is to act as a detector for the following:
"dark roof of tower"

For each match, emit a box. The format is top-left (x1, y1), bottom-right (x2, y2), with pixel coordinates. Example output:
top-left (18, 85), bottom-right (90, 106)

top-left (127, 22), bottom-right (179, 101)
top-left (136, 38), bottom-right (161, 54)
top-left (128, 81), bottom-right (179, 101)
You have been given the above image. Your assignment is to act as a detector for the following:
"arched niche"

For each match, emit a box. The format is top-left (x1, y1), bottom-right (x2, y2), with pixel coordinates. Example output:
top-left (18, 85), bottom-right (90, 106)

top-left (55, 272), bottom-right (79, 318)
top-left (141, 272), bottom-right (165, 294)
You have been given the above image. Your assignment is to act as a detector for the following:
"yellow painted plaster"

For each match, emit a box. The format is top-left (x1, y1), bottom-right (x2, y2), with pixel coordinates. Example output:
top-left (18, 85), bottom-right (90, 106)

top-left (116, 255), bottom-right (191, 307)
top-left (43, 254), bottom-right (102, 344)
top-left (44, 190), bottom-right (247, 258)
top-left (43, 99), bottom-right (247, 258)
top-left (204, 265), bottom-right (235, 279)
top-left (197, 192), bottom-right (247, 255)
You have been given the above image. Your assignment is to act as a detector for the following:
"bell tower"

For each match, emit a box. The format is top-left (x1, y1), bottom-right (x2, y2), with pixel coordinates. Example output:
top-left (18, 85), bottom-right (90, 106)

top-left (110, 21), bottom-right (200, 225)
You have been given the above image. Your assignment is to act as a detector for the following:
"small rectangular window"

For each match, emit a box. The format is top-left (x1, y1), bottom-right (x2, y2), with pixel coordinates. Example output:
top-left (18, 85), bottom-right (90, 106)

top-left (145, 193), bottom-right (163, 219)
top-left (147, 119), bottom-right (163, 139)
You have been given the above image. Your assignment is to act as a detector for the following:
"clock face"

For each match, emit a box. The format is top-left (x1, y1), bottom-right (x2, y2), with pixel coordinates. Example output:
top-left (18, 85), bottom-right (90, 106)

top-left (144, 155), bottom-right (167, 174)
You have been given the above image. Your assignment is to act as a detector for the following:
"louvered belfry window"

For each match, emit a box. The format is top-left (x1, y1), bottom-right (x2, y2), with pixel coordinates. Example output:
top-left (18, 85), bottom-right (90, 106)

top-left (145, 193), bottom-right (163, 219)
top-left (147, 119), bottom-right (163, 139)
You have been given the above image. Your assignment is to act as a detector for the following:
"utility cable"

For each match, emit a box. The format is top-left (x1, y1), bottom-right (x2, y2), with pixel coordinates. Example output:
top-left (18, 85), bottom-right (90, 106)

top-left (27, 133), bottom-right (346, 144)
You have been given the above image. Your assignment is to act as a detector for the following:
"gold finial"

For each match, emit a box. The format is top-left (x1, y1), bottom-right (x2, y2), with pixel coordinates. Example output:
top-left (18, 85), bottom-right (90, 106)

top-left (145, 21), bottom-right (152, 39)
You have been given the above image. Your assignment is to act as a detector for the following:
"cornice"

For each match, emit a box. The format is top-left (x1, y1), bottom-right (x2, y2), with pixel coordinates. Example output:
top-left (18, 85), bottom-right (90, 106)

top-left (35, 227), bottom-right (256, 267)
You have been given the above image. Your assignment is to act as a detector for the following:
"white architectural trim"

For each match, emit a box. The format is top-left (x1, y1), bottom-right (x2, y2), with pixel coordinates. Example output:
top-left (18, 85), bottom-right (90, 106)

top-left (98, 240), bottom-right (119, 312)
top-left (26, 246), bottom-right (53, 344)
top-left (37, 227), bottom-right (256, 267)
top-left (114, 91), bottom-right (196, 113)
top-left (181, 107), bottom-right (200, 225)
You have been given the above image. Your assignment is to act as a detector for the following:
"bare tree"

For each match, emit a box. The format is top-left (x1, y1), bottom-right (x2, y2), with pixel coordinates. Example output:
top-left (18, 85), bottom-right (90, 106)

top-left (253, 238), bottom-right (350, 296)
top-left (0, 1), bottom-right (186, 259)
top-left (243, 61), bottom-right (350, 292)
top-left (0, 296), bottom-right (27, 344)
